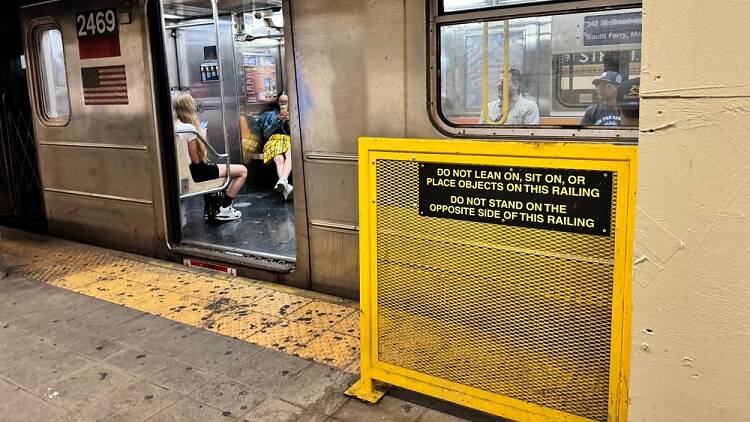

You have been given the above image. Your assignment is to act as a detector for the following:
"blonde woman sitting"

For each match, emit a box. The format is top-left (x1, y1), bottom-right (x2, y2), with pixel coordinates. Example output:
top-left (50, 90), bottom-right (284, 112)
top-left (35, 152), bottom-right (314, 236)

top-left (173, 92), bottom-right (248, 221)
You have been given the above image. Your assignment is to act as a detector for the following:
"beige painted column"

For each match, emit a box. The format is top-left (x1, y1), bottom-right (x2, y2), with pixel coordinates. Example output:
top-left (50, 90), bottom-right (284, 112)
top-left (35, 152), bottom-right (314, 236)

top-left (632, 1), bottom-right (750, 420)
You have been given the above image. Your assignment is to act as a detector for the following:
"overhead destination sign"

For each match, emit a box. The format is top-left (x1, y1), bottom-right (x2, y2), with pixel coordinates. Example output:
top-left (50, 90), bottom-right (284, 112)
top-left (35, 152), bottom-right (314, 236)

top-left (418, 162), bottom-right (613, 236)
top-left (583, 12), bottom-right (642, 46)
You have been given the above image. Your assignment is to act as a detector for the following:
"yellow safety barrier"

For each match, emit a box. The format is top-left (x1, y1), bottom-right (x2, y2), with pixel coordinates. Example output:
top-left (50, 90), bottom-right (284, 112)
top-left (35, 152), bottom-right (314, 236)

top-left (346, 138), bottom-right (638, 422)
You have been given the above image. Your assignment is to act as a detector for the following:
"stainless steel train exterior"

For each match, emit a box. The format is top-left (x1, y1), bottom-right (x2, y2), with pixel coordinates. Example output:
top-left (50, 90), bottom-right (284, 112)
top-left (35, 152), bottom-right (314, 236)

top-left (23, 0), bottom-right (640, 300)
top-left (15, 0), bottom-right (750, 420)
top-left (20, 0), bottom-right (455, 299)
top-left (21, 2), bottom-right (170, 262)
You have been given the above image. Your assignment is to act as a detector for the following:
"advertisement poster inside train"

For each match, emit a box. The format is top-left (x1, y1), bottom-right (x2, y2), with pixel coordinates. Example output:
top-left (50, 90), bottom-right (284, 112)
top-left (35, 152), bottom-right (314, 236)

top-left (242, 54), bottom-right (277, 104)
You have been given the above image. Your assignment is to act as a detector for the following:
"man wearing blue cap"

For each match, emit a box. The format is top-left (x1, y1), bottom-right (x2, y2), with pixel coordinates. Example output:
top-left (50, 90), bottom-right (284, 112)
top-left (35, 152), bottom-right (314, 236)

top-left (617, 77), bottom-right (640, 127)
top-left (580, 71), bottom-right (624, 126)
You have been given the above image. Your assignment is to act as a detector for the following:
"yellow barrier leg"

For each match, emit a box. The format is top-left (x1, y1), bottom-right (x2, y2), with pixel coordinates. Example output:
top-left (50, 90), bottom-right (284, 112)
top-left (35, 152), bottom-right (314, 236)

top-left (344, 319), bottom-right (387, 404)
top-left (345, 376), bottom-right (388, 404)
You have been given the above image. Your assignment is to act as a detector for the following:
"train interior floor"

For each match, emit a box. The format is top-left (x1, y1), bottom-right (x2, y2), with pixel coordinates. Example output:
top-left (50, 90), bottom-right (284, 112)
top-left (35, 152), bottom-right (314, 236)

top-left (180, 189), bottom-right (295, 260)
top-left (0, 227), bottom-right (501, 422)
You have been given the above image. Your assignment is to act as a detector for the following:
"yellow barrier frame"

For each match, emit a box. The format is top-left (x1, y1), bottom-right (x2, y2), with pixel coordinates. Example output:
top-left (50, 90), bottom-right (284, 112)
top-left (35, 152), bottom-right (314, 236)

top-left (346, 137), bottom-right (638, 422)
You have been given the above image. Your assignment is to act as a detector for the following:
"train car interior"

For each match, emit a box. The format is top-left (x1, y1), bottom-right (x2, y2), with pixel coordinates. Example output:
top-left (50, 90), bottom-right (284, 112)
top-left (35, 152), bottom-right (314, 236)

top-left (160, 0), bottom-right (295, 267)
top-left (438, 6), bottom-right (642, 129)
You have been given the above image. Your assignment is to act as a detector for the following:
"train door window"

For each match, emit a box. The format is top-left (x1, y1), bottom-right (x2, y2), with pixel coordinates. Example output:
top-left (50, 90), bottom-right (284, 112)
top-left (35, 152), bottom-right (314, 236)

top-left (31, 22), bottom-right (70, 125)
top-left (161, 0), bottom-right (295, 266)
top-left (430, 0), bottom-right (642, 139)
top-left (442, 0), bottom-right (557, 13)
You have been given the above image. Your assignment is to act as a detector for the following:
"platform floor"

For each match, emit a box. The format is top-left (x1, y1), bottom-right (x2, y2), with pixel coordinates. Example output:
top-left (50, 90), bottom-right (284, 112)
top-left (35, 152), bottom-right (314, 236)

top-left (0, 228), bottom-right (500, 421)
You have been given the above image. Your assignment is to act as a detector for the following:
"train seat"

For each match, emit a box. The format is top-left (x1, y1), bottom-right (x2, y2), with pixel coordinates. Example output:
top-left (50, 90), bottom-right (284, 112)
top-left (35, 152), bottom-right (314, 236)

top-left (240, 115), bottom-right (265, 163)
top-left (174, 129), bottom-right (229, 197)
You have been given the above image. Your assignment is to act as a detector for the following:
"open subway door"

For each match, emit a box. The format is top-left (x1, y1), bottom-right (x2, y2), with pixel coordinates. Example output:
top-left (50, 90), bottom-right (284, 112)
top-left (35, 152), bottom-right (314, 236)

top-left (157, 0), bottom-right (300, 276)
top-left (349, 138), bottom-right (638, 421)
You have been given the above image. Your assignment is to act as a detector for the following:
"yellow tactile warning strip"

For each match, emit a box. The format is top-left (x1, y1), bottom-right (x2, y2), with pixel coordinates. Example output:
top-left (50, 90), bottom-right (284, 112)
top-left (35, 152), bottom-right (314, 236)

top-left (0, 228), bottom-right (360, 373)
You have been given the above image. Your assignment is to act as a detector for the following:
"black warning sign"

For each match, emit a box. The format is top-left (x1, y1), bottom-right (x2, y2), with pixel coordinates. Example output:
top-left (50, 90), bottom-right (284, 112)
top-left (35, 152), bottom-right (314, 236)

top-left (418, 163), bottom-right (613, 236)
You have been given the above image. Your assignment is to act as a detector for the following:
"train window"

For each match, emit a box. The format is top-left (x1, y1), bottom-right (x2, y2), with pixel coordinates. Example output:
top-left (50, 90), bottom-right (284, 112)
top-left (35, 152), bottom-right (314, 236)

top-left (430, 1), bottom-right (642, 138)
top-left (442, 0), bottom-right (557, 13)
top-left (35, 26), bottom-right (70, 124)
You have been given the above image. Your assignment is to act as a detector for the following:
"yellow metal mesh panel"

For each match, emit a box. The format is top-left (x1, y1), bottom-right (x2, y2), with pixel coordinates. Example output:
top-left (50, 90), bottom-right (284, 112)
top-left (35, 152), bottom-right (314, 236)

top-left (375, 159), bottom-right (617, 421)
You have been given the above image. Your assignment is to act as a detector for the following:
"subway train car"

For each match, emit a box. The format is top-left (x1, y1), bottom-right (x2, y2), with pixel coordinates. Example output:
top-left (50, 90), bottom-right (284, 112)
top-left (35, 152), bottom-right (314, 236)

top-left (14, 0), bottom-right (750, 420)
top-left (19, 0), bottom-right (643, 299)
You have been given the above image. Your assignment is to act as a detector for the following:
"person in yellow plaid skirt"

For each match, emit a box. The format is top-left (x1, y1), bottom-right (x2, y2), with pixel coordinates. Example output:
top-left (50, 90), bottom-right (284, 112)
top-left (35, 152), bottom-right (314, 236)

top-left (258, 94), bottom-right (293, 200)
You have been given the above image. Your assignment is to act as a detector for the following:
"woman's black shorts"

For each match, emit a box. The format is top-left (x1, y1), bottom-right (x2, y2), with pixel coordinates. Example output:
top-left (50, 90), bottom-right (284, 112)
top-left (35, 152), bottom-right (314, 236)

top-left (189, 162), bottom-right (219, 182)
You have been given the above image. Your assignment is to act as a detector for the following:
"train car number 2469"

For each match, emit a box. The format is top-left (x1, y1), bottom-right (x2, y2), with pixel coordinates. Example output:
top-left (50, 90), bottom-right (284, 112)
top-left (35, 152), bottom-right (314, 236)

top-left (76, 8), bottom-right (118, 38)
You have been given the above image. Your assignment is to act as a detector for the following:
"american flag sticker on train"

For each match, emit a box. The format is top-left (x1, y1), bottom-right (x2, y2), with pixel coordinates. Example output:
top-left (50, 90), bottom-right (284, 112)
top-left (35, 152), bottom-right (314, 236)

top-left (81, 65), bottom-right (128, 105)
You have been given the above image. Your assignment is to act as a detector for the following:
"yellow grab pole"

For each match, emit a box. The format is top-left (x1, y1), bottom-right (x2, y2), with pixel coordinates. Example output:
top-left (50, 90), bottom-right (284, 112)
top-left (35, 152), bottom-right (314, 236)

top-left (482, 21), bottom-right (510, 125)
top-left (499, 21), bottom-right (509, 124)
top-left (481, 21), bottom-right (490, 123)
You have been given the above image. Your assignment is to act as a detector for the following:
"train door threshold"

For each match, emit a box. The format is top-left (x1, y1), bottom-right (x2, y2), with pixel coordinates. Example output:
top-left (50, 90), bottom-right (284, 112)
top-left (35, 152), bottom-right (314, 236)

top-left (173, 241), bottom-right (295, 273)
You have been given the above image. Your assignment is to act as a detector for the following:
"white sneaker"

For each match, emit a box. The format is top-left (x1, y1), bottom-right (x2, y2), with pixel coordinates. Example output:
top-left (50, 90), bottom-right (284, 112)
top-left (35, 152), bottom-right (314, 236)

top-left (274, 178), bottom-right (287, 193)
top-left (215, 205), bottom-right (242, 221)
top-left (283, 184), bottom-right (294, 201)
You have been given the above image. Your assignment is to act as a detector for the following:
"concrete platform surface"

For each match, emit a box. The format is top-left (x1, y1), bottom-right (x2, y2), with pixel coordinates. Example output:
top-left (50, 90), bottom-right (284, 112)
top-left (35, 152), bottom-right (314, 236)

top-left (0, 277), bottom-right (501, 421)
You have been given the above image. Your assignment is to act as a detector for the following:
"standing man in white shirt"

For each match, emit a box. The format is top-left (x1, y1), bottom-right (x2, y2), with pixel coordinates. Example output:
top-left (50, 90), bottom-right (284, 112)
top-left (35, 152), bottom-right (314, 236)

top-left (480, 68), bottom-right (540, 125)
